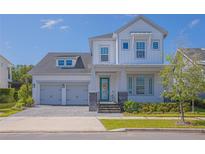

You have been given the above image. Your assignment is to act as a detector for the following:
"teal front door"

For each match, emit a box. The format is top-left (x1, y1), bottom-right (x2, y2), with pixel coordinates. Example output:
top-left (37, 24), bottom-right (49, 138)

top-left (100, 77), bottom-right (110, 101)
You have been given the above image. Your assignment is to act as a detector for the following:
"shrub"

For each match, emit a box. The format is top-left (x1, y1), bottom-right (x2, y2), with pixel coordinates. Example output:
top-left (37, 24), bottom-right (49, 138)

top-left (123, 101), bottom-right (191, 113)
top-left (195, 99), bottom-right (205, 109)
top-left (25, 97), bottom-right (34, 107)
top-left (18, 84), bottom-right (32, 101)
top-left (15, 99), bottom-right (25, 109)
top-left (123, 101), bottom-right (140, 113)
top-left (0, 88), bottom-right (15, 103)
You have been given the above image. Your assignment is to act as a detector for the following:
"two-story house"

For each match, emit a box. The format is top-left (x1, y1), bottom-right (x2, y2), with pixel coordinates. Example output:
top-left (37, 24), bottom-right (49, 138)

top-left (30, 15), bottom-right (168, 112)
top-left (0, 54), bottom-right (12, 88)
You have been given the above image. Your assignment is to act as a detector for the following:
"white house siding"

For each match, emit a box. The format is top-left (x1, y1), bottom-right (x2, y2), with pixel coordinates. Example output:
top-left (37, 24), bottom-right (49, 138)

top-left (92, 40), bottom-right (116, 64)
top-left (118, 19), bottom-right (164, 64)
top-left (32, 75), bottom-right (91, 105)
top-left (127, 72), bottom-right (164, 102)
top-left (0, 56), bottom-right (12, 88)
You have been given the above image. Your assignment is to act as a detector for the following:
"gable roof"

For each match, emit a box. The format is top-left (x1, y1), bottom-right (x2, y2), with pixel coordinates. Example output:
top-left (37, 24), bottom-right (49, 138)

top-left (89, 32), bottom-right (113, 40)
top-left (0, 54), bottom-right (12, 65)
top-left (115, 15), bottom-right (168, 37)
top-left (89, 15), bottom-right (168, 41)
top-left (178, 48), bottom-right (205, 63)
top-left (29, 52), bottom-right (92, 75)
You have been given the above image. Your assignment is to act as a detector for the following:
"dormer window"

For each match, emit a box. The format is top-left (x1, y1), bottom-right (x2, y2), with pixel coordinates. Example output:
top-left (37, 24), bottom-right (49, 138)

top-left (58, 59), bottom-right (65, 66)
top-left (66, 59), bottom-right (72, 66)
top-left (57, 58), bottom-right (74, 68)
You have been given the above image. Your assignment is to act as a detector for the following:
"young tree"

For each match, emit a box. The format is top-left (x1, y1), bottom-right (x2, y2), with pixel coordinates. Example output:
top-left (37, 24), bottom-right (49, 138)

top-left (160, 53), bottom-right (190, 124)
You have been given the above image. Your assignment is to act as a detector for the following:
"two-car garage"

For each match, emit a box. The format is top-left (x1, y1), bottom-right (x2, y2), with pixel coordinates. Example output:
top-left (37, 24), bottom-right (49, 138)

top-left (39, 82), bottom-right (89, 106)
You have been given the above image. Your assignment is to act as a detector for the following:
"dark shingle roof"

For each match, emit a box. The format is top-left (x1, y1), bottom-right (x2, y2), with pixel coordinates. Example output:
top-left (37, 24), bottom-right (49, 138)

top-left (29, 52), bottom-right (91, 75)
top-left (179, 48), bottom-right (205, 63)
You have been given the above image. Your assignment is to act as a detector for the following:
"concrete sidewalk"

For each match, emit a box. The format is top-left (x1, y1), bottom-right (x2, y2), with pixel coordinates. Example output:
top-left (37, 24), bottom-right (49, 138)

top-left (0, 117), bottom-right (106, 132)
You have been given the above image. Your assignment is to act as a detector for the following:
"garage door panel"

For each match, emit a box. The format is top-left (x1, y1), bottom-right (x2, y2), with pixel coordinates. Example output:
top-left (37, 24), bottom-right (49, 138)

top-left (40, 84), bottom-right (62, 105)
top-left (66, 84), bottom-right (88, 105)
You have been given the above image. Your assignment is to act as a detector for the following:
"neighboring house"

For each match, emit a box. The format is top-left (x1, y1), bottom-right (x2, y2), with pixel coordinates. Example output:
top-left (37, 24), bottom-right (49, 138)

top-left (177, 48), bottom-right (205, 98)
top-left (30, 15), bottom-right (168, 111)
top-left (0, 54), bottom-right (12, 88)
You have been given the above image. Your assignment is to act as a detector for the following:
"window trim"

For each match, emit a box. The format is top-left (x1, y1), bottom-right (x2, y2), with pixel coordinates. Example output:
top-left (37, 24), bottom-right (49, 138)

top-left (121, 40), bottom-right (130, 51)
top-left (152, 39), bottom-right (160, 50)
top-left (127, 74), bottom-right (154, 96)
top-left (135, 40), bottom-right (146, 59)
top-left (99, 46), bottom-right (109, 62)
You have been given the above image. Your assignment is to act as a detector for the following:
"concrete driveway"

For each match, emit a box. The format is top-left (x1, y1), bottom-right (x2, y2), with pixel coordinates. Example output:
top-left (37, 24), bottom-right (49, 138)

top-left (0, 105), bottom-right (122, 132)
top-left (12, 105), bottom-right (123, 117)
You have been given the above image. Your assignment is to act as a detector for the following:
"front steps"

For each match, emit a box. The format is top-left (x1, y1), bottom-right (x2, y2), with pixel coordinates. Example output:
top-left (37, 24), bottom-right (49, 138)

top-left (98, 103), bottom-right (122, 113)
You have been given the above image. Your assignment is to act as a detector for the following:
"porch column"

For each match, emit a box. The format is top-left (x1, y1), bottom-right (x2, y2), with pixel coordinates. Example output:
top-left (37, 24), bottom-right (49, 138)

top-left (89, 67), bottom-right (98, 111)
top-left (62, 84), bottom-right (66, 105)
top-left (118, 68), bottom-right (128, 107)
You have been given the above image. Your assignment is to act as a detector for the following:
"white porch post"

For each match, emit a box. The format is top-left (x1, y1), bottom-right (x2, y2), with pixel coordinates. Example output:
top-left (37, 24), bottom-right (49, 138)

top-left (62, 84), bottom-right (66, 105)
top-left (89, 67), bottom-right (97, 92)
top-left (119, 68), bottom-right (127, 92)
top-left (36, 83), bottom-right (40, 105)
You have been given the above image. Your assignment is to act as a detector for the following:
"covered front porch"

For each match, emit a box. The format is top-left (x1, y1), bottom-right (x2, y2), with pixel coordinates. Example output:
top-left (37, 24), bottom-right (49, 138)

top-left (88, 64), bottom-right (165, 112)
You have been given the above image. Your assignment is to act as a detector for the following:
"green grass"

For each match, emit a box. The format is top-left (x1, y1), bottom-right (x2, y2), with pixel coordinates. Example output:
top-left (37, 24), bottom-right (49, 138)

top-left (0, 102), bottom-right (22, 117)
top-left (124, 112), bottom-right (205, 117)
top-left (100, 119), bottom-right (205, 130)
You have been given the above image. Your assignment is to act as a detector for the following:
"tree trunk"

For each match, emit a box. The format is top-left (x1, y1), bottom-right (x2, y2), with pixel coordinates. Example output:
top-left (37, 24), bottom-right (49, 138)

top-left (179, 102), bottom-right (185, 123)
top-left (192, 99), bottom-right (195, 113)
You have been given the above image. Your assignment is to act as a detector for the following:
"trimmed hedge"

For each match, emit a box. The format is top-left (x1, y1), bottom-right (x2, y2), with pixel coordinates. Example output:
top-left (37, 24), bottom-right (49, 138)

top-left (123, 101), bottom-right (191, 113)
top-left (0, 88), bottom-right (15, 103)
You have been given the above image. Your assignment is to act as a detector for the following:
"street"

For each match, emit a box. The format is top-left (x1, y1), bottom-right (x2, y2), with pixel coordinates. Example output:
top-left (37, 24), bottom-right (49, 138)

top-left (0, 131), bottom-right (205, 140)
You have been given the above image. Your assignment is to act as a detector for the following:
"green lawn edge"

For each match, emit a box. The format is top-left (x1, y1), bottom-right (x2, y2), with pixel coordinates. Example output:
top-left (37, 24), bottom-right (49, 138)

top-left (100, 119), bottom-right (205, 130)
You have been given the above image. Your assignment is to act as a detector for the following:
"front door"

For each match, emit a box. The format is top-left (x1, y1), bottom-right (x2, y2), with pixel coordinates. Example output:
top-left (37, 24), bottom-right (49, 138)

top-left (100, 77), bottom-right (110, 101)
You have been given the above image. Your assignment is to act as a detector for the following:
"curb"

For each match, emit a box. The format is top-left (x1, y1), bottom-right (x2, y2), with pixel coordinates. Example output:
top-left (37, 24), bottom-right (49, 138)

top-left (111, 128), bottom-right (205, 133)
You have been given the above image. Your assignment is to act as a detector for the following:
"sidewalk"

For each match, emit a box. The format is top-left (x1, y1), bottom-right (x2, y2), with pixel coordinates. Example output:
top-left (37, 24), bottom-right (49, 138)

top-left (0, 117), bottom-right (106, 133)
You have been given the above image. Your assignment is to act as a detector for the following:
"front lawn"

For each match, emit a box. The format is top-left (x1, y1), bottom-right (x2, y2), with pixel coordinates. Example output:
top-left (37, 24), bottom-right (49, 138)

top-left (100, 119), bottom-right (205, 130)
top-left (0, 102), bottom-right (22, 117)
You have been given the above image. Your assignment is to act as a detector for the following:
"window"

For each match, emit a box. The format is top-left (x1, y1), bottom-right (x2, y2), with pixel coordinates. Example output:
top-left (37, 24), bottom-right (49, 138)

top-left (148, 77), bottom-right (153, 95)
top-left (122, 40), bottom-right (129, 50)
top-left (136, 41), bottom-right (145, 58)
top-left (66, 59), bottom-right (72, 66)
top-left (127, 75), bottom-right (154, 96)
top-left (136, 76), bottom-right (145, 95)
top-left (58, 59), bottom-right (64, 66)
top-left (100, 47), bottom-right (109, 62)
top-left (128, 76), bottom-right (133, 95)
top-left (152, 40), bottom-right (160, 50)
top-left (8, 67), bottom-right (11, 80)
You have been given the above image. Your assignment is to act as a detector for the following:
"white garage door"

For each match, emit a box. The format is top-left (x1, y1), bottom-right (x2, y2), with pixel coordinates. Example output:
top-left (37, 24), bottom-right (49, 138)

top-left (66, 83), bottom-right (88, 105)
top-left (40, 84), bottom-right (62, 105)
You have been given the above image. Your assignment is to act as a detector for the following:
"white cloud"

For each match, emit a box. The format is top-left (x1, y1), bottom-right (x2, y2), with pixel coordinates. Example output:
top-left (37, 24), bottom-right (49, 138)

top-left (188, 19), bottom-right (200, 28)
top-left (41, 19), bottom-right (63, 29)
top-left (59, 25), bottom-right (70, 31)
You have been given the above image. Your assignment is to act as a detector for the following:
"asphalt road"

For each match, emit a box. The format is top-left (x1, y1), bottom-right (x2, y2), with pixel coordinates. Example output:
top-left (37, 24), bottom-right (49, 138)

top-left (0, 131), bottom-right (205, 140)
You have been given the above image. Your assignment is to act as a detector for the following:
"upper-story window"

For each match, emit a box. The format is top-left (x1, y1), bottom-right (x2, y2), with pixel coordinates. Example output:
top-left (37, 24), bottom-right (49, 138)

top-left (66, 59), bottom-right (72, 66)
top-left (152, 40), bottom-right (160, 50)
top-left (136, 41), bottom-right (146, 58)
top-left (121, 40), bottom-right (129, 50)
top-left (8, 67), bottom-right (11, 80)
top-left (100, 47), bottom-right (109, 62)
top-left (58, 59), bottom-right (65, 66)
top-left (57, 58), bottom-right (73, 68)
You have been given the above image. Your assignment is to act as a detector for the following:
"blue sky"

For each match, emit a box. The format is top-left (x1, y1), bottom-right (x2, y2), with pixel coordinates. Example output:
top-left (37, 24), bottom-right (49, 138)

top-left (0, 14), bottom-right (204, 65)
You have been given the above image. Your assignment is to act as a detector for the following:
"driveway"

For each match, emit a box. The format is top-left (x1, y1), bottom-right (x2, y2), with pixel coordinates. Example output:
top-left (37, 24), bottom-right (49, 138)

top-left (0, 105), bottom-right (122, 132)
top-left (12, 105), bottom-right (123, 117)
